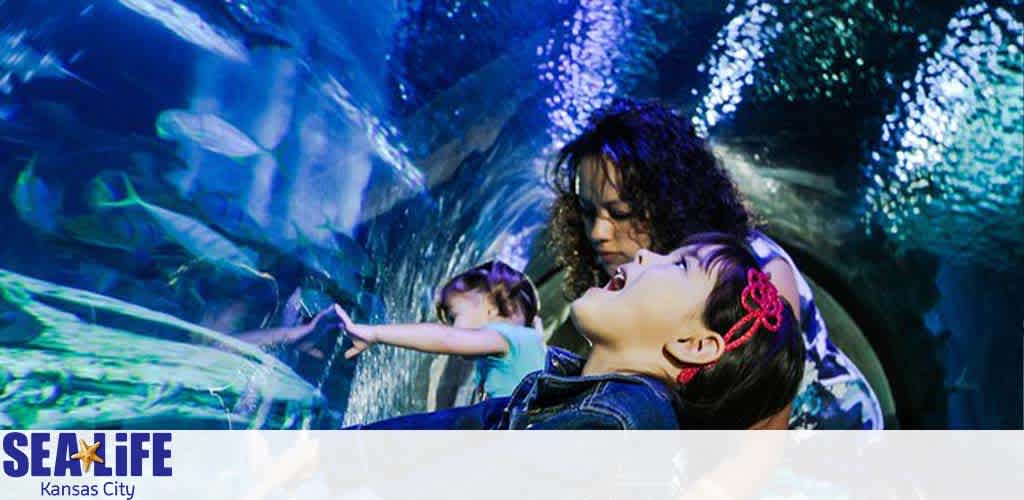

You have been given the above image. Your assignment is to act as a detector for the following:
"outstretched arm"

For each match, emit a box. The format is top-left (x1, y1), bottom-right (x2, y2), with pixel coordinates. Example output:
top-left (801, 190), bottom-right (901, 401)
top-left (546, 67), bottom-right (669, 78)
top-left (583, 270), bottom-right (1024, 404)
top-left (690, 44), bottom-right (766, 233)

top-left (335, 305), bottom-right (510, 359)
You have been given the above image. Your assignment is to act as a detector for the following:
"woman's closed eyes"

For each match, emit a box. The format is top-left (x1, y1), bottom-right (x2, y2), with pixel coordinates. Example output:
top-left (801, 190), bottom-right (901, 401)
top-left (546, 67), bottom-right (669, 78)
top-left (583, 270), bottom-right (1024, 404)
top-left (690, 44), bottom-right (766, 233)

top-left (580, 199), bottom-right (635, 221)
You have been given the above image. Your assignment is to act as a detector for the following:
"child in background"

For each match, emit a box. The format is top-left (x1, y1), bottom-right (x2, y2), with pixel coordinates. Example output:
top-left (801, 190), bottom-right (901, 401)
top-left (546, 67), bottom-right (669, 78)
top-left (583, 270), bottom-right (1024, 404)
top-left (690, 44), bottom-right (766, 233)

top-left (351, 233), bottom-right (805, 429)
top-left (335, 260), bottom-right (546, 400)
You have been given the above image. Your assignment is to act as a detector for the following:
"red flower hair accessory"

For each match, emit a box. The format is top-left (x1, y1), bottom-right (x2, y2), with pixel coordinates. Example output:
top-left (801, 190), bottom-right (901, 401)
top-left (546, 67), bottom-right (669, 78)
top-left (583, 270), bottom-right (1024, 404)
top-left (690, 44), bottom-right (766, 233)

top-left (676, 268), bottom-right (783, 384)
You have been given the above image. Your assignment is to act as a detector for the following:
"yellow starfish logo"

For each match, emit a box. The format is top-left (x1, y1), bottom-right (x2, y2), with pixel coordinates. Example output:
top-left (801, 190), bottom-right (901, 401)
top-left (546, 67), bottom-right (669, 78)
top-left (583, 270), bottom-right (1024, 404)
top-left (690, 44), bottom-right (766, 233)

top-left (70, 438), bottom-right (104, 473)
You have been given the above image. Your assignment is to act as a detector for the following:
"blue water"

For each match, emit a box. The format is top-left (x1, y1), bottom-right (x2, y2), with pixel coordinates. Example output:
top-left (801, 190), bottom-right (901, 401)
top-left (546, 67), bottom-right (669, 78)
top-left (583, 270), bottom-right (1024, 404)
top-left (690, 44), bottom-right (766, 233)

top-left (0, 0), bottom-right (1021, 428)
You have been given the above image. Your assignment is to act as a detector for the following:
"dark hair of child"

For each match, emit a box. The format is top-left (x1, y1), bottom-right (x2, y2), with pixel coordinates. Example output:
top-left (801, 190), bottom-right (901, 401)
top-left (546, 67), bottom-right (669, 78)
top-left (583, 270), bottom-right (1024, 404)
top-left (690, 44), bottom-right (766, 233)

top-left (676, 232), bottom-right (805, 429)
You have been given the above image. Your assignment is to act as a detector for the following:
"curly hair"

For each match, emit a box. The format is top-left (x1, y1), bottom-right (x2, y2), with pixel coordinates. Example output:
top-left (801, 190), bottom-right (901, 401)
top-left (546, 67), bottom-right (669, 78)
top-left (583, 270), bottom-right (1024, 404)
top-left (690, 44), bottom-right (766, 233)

top-left (548, 99), bottom-right (753, 298)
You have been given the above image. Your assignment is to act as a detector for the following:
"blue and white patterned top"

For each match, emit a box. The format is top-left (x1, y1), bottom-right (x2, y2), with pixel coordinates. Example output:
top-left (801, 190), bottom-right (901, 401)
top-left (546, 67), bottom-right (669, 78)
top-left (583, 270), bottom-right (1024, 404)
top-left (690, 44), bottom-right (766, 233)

top-left (749, 231), bottom-right (883, 429)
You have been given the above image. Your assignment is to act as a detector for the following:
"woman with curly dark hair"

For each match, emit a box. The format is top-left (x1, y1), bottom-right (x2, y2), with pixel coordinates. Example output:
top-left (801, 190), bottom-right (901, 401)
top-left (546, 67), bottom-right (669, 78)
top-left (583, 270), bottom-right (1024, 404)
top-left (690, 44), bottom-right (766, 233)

top-left (547, 98), bottom-right (882, 429)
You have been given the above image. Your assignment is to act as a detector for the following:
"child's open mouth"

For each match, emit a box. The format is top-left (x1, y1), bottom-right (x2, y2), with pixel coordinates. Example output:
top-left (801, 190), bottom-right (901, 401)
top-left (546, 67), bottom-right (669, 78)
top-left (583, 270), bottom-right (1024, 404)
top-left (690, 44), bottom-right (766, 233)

top-left (606, 267), bottom-right (627, 291)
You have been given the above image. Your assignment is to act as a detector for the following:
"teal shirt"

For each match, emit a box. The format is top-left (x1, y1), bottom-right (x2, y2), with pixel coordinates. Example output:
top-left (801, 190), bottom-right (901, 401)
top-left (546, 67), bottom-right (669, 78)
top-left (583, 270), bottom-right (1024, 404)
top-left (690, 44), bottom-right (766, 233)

top-left (474, 322), bottom-right (546, 399)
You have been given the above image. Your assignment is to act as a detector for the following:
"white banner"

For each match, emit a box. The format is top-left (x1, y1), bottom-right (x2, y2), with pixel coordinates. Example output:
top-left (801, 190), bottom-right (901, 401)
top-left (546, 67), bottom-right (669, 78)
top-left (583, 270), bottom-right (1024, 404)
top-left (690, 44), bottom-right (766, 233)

top-left (1, 431), bottom-right (1022, 500)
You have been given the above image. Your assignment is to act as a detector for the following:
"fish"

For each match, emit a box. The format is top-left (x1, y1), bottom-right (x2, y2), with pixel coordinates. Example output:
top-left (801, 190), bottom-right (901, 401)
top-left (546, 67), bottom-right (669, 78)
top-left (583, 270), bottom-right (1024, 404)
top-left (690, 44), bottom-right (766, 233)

top-left (61, 213), bottom-right (165, 252)
top-left (118, 0), bottom-right (250, 62)
top-left (88, 173), bottom-right (279, 320)
top-left (89, 173), bottom-right (261, 272)
top-left (117, 0), bottom-right (294, 63)
top-left (156, 109), bottom-right (267, 159)
top-left (0, 31), bottom-right (96, 93)
top-left (0, 284), bottom-right (44, 345)
top-left (11, 155), bottom-right (62, 234)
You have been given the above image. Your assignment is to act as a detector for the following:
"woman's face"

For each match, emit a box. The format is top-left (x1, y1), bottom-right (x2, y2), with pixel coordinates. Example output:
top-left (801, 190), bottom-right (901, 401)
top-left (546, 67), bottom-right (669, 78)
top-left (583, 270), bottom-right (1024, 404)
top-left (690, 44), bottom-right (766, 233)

top-left (570, 246), bottom-right (718, 349)
top-left (577, 157), bottom-right (652, 277)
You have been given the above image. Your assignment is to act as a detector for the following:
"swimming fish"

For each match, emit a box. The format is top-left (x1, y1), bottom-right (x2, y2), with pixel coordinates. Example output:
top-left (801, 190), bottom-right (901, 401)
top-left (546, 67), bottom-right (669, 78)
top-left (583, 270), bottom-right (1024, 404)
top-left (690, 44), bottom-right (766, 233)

top-left (11, 155), bottom-right (62, 234)
top-left (118, 0), bottom-right (250, 62)
top-left (88, 174), bottom-right (279, 320)
top-left (62, 213), bottom-right (165, 252)
top-left (0, 31), bottom-right (96, 93)
top-left (156, 109), bottom-right (267, 159)
top-left (89, 173), bottom-right (260, 271)
top-left (0, 284), bottom-right (44, 345)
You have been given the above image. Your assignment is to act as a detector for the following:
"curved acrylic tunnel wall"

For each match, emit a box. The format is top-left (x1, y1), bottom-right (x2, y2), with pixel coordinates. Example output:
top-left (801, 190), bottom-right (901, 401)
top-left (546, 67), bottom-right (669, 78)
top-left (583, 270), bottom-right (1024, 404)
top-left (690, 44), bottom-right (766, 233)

top-left (0, 0), bottom-right (1021, 428)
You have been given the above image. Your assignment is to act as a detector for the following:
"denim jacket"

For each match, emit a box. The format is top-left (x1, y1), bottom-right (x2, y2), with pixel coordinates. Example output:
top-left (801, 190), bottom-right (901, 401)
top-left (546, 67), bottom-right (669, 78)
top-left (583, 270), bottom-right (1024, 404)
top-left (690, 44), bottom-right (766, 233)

top-left (351, 348), bottom-right (684, 430)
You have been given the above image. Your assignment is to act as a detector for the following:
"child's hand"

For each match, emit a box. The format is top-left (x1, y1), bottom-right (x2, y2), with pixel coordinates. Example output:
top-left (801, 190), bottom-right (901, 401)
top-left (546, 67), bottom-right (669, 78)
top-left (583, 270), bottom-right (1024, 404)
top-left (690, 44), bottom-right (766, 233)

top-left (292, 307), bottom-right (340, 359)
top-left (237, 306), bottom-right (337, 351)
top-left (333, 304), bottom-right (374, 359)
top-left (288, 307), bottom-right (335, 343)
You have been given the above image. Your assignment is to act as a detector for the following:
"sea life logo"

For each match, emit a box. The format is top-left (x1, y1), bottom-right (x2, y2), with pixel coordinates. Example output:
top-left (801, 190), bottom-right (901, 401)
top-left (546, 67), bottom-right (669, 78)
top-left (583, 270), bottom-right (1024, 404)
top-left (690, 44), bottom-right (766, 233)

top-left (1, 432), bottom-right (172, 499)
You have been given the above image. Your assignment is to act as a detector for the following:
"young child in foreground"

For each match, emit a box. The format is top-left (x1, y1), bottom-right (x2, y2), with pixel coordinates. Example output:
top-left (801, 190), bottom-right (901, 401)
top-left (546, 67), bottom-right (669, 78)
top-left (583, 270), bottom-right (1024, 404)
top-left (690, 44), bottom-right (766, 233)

top-left (336, 260), bottom-right (547, 400)
top-left (350, 232), bottom-right (806, 430)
